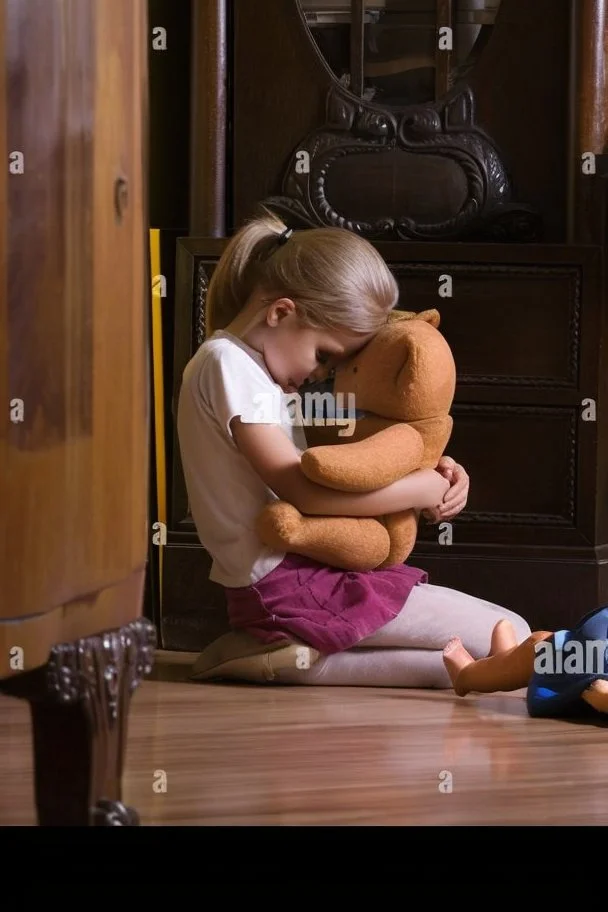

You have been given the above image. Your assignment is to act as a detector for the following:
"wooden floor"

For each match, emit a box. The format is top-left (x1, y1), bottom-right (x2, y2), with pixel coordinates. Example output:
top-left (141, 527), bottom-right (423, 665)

top-left (1, 650), bottom-right (608, 825)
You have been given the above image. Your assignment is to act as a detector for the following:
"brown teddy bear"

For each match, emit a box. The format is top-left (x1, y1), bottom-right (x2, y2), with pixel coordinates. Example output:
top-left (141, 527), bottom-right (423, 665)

top-left (254, 308), bottom-right (457, 570)
top-left (190, 309), bottom-right (457, 684)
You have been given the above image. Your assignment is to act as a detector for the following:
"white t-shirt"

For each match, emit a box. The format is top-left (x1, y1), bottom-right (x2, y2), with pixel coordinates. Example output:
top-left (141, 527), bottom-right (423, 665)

top-left (176, 330), bottom-right (308, 588)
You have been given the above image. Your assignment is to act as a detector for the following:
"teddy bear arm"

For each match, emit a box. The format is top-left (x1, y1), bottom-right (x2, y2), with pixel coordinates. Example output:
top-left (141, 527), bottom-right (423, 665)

top-left (301, 423), bottom-right (425, 491)
top-left (408, 415), bottom-right (454, 469)
top-left (376, 510), bottom-right (419, 567)
top-left (255, 501), bottom-right (391, 570)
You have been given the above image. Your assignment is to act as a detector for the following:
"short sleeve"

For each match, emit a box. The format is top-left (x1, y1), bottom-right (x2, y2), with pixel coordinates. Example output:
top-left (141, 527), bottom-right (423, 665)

top-left (199, 345), bottom-right (283, 440)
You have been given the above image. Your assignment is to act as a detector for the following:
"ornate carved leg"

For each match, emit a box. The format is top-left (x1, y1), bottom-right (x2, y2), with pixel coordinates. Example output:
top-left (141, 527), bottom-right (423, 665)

top-left (0, 617), bottom-right (156, 826)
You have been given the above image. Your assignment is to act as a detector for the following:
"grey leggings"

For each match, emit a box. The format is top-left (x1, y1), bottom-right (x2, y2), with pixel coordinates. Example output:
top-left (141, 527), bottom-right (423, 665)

top-left (274, 582), bottom-right (532, 688)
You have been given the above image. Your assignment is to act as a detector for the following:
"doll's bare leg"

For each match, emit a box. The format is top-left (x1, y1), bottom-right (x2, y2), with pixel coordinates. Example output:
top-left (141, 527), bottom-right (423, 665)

top-left (581, 679), bottom-right (608, 713)
top-left (443, 630), bottom-right (553, 697)
top-left (436, 618), bottom-right (520, 696)
top-left (490, 619), bottom-right (519, 655)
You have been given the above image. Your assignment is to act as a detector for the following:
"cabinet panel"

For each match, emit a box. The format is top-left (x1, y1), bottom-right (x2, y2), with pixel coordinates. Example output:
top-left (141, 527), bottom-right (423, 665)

top-left (435, 404), bottom-right (576, 526)
top-left (171, 242), bottom-right (225, 530)
top-left (393, 264), bottom-right (580, 388)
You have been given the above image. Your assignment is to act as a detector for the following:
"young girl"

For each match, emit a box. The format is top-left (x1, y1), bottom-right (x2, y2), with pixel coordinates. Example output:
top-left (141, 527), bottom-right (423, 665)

top-left (177, 209), bottom-right (531, 689)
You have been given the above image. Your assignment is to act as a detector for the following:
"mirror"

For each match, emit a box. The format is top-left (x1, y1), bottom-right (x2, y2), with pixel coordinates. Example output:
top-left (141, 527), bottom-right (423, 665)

top-left (299, 0), bottom-right (501, 105)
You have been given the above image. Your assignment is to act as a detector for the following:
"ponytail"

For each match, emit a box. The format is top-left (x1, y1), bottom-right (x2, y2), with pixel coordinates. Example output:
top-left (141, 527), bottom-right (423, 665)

top-left (205, 206), bottom-right (288, 337)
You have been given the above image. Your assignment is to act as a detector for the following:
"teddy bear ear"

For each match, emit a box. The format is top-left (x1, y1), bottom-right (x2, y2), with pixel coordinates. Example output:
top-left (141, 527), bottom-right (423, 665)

top-left (387, 308), bottom-right (441, 327)
top-left (387, 309), bottom-right (417, 323)
top-left (414, 308), bottom-right (441, 328)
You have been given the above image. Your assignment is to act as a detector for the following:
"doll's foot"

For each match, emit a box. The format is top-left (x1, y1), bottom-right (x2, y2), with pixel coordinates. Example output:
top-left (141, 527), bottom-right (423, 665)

top-left (581, 679), bottom-right (608, 714)
top-left (443, 637), bottom-right (476, 697)
top-left (490, 619), bottom-right (519, 656)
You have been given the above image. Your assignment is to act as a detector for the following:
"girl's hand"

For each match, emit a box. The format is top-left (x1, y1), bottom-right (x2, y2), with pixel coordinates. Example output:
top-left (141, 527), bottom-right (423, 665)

top-left (421, 457), bottom-right (469, 524)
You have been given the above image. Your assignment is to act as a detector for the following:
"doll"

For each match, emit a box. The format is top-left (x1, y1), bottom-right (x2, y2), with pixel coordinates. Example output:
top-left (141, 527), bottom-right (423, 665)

top-left (443, 605), bottom-right (608, 718)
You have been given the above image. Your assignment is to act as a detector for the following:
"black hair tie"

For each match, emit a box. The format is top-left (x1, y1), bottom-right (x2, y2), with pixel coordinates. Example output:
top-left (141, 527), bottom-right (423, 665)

top-left (277, 227), bottom-right (293, 245)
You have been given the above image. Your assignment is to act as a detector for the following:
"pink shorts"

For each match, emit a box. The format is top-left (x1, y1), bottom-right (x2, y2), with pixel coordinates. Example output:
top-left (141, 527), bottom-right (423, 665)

top-left (224, 553), bottom-right (428, 655)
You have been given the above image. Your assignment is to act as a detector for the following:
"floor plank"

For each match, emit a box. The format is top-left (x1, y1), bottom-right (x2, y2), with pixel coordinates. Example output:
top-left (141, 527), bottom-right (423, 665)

top-left (1, 655), bottom-right (607, 825)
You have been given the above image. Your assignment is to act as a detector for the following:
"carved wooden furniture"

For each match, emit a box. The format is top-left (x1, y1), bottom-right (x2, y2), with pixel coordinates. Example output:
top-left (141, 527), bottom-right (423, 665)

top-left (0, 0), bottom-right (155, 825)
top-left (229, 0), bottom-right (569, 242)
top-left (159, 0), bottom-right (608, 649)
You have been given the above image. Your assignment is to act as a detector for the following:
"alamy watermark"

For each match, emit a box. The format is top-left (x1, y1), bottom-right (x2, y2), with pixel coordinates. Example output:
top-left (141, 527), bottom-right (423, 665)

top-left (242, 390), bottom-right (359, 437)
top-left (533, 636), bottom-right (608, 675)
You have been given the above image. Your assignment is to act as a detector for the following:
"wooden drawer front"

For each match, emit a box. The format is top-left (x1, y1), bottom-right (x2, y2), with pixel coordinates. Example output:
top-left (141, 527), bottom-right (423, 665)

top-left (392, 264), bottom-right (580, 388)
top-left (444, 404), bottom-right (576, 527)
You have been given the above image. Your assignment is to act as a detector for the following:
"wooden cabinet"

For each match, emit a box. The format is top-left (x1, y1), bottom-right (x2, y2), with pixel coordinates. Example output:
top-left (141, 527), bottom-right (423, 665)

top-left (0, 0), bottom-right (155, 825)
top-left (380, 242), bottom-right (607, 632)
top-left (159, 0), bottom-right (608, 649)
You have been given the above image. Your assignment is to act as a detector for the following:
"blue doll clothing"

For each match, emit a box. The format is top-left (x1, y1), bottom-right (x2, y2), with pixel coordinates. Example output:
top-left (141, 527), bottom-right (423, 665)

top-left (526, 605), bottom-right (608, 718)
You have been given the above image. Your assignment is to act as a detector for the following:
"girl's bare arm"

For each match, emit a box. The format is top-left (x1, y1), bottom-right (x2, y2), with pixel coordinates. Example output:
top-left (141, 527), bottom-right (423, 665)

top-left (231, 418), bottom-right (450, 517)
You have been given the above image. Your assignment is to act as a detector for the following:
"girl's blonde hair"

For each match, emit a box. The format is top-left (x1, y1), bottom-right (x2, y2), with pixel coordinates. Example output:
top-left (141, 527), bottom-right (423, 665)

top-left (205, 206), bottom-right (399, 337)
